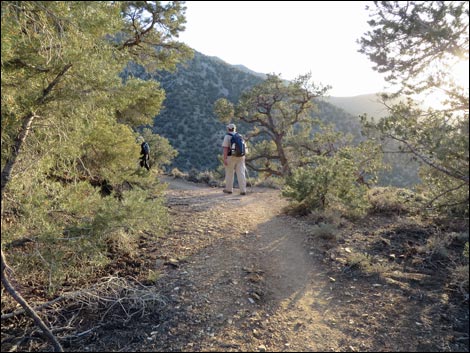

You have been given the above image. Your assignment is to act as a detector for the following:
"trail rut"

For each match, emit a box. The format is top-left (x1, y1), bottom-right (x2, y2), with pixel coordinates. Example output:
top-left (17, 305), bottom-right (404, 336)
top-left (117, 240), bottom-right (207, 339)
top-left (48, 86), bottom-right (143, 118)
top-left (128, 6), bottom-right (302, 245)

top-left (80, 176), bottom-right (467, 352)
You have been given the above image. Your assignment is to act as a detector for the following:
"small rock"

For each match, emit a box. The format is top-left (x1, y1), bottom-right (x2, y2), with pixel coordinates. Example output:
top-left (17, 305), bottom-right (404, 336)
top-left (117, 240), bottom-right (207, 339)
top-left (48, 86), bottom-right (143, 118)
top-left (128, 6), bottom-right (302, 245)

top-left (166, 258), bottom-right (179, 267)
top-left (258, 345), bottom-right (267, 352)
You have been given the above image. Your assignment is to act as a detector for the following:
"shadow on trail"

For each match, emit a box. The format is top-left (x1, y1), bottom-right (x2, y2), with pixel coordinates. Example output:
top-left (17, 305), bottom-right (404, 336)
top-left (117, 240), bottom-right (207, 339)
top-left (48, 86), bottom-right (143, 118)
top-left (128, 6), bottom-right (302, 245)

top-left (143, 182), bottom-right (446, 351)
top-left (73, 178), bottom-right (467, 352)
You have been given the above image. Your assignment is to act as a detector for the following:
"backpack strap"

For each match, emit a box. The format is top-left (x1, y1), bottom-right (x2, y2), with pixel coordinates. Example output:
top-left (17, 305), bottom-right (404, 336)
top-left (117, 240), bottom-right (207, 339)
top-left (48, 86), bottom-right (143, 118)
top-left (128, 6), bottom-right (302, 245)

top-left (226, 133), bottom-right (234, 156)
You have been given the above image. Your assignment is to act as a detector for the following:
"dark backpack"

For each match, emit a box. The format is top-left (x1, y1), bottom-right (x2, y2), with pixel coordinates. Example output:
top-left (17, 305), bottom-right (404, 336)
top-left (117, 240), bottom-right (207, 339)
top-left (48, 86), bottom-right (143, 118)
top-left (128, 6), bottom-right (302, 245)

top-left (141, 141), bottom-right (150, 155)
top-left (228, 132), bottom-right (246, 157)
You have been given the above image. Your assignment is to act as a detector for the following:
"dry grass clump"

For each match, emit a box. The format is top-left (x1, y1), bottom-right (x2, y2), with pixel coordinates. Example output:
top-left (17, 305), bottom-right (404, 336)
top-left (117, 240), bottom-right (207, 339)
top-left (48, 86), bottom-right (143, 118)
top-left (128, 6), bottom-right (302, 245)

top-left (368, 187), bottom-right (421, 215)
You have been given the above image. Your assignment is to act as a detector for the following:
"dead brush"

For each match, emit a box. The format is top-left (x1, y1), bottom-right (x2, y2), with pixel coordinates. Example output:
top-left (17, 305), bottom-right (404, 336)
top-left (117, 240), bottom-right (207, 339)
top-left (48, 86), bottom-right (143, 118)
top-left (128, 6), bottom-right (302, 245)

top-left (2, 276), bottom-right (168, 342)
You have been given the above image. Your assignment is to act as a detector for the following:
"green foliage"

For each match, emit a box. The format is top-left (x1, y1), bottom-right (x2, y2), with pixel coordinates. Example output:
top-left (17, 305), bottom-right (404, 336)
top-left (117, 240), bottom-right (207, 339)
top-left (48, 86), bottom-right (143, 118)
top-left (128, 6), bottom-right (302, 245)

top-left (367, 187), bottom-right (422, 215)
top-left (213, 98), bottom-right (235, 123)
top-left (283, 141), bottom-right (384, 217)
top-left (3, 180), bottom-right (104, 292)
top-left (139, 128), bottom-right (178, 171)
top-left (359, 1), bottom-right (469, 218)
top-left (418, 164), bottom-right (469, 218)
top-left (3, 180), bottom-right (168, 292)
top-left (118, 1), bottom-right (193, 73)
top-left (80, 119), bottom-right (141, 184)
top-left (115, 78), bottom-right (166, 126)
top-left (146, 51), bottom-right (264, 172)
top-left (320, 95), bottom-right (422, 187)
top-left (359, 1), bottom-right (469, 95)
top-left (92, 188), bottom-right (169, 243)
top-left (1, 1), bottom-right (190, 294)
top-left (215, 73), bottom-right (330, 177)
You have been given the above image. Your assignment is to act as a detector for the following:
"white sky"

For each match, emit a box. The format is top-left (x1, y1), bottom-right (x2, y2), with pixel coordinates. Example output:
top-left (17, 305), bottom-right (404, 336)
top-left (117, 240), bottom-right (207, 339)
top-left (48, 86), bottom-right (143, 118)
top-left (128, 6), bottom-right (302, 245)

top-left (178, 1), bottom-right (392, 97)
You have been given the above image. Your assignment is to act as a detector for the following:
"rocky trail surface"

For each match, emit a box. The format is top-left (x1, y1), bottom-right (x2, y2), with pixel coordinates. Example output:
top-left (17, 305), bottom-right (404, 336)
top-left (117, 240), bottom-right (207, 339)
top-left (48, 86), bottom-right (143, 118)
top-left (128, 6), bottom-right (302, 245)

top-left (76, 176), bottom-right (468, 352)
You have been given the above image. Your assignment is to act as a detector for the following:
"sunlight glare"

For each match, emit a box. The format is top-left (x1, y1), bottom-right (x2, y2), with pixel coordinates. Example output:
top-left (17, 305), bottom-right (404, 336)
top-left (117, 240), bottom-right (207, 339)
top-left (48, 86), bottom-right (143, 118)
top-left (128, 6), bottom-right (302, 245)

top-left (450, 59), bottom-right (470, 89)
top-left (419, 59), bottom-right (469, 110)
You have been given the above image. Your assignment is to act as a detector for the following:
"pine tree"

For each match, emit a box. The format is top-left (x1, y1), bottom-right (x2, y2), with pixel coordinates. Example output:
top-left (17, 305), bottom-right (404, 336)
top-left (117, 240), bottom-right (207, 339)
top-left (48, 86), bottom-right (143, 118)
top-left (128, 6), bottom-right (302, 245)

top-left (358, 1), bottom-right (469, 217)
top-left (215, 73), bottom-right (330, 177)
top-left (215, 73), bottom-right (384, 213)
top-left (1, 2), bottom-right (192, 349)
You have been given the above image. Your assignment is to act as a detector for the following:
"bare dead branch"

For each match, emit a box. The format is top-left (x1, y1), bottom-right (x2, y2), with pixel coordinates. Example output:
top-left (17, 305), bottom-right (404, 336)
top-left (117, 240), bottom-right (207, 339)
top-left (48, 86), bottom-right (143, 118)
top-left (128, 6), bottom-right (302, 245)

top-left (384, 133), bottom-right (469, 183)
top-left (1, 250), bottom-right (64, 352)
top-left (1, 63), bottom-right (73, 352)
top-left (426, 182), bottom-right (468, 208)
top-left (2, 276), bottom-right (168, 325)
top-left (4, 59), bottom-right (50, 72)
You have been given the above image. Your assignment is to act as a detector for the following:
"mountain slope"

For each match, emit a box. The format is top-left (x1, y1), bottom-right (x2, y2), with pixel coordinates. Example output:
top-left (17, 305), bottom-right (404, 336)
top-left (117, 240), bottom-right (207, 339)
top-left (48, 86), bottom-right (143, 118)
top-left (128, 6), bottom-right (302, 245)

top-left (148, 52), bottom-right (366, 172)
top-left (150, 52), bottom-right (264, 171)
top-left (123, 50), bottom-right (419, 186)
top-left (323, 94), bottom-right (390, 118)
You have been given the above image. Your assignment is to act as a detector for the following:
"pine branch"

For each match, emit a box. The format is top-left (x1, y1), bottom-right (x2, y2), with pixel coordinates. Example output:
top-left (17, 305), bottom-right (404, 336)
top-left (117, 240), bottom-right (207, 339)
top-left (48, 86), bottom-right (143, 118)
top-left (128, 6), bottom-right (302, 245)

top-left (384, 133), bottom-right (469, 183)
top-left (1, 63), bottom-right (72, 352)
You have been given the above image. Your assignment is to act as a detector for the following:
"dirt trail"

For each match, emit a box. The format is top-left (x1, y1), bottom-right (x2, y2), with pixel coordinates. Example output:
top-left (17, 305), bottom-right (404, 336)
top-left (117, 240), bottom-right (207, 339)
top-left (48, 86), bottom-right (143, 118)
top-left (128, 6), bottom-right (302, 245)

top-left (144, 176), bottom-right (339, 352)
top-left (90, 176), bottom-right (467, 352)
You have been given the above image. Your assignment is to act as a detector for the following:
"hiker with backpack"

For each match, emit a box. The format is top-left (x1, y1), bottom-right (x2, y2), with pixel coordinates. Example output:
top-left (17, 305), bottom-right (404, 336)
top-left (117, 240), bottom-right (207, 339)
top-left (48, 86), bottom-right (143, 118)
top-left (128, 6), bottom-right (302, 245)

top-left (139, 138), bottom-right (150, 171)
top-left (222, 123), bottom-right (247, 195)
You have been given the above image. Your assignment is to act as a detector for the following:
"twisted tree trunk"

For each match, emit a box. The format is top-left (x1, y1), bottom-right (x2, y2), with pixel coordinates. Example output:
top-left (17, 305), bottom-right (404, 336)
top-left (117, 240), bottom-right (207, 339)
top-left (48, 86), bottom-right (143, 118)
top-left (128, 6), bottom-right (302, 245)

top-left (1, 64), bottom-right (71, 352)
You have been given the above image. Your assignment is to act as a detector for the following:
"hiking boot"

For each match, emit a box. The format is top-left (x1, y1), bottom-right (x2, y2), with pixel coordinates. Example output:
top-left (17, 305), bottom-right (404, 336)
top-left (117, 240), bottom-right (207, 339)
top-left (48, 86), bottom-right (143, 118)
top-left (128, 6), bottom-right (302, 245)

top-left (223, 189), bottom-right (232, 194)
top-left (240, 192), bottom-right (246, 195)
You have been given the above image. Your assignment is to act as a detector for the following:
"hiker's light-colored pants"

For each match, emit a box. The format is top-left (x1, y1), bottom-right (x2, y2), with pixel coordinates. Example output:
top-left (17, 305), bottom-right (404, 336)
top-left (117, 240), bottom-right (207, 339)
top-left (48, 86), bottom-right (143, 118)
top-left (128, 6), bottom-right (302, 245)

top-left (225, 156), bottom-right (246, 193)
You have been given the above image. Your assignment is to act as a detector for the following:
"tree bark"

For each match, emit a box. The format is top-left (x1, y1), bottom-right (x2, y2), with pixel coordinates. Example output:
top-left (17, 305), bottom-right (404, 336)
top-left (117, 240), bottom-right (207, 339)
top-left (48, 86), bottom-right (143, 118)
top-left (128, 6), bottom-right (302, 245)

top-left (1, 64), bottom-right (71, 352)
top-left (1, 250), bottom-right (64, 351)
top-left (1, 64), bottom-right (72, 198)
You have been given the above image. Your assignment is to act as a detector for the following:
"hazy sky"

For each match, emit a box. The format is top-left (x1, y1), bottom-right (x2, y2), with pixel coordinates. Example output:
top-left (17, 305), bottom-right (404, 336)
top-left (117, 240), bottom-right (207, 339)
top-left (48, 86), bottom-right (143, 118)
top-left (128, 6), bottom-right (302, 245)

top-left (178, 1), bottom-right (391, 97)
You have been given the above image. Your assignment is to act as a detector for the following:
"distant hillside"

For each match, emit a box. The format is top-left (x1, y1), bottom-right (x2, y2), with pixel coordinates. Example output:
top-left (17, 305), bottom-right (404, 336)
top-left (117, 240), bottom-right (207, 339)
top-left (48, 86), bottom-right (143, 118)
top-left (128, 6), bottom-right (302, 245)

top-left (150, 52), bottom-right (264, 171)
top-left (232, 64), bottom-right (267, 79)
top-left (128, 51), bottom-right (364, 172)
top-left (123, 51), bottom-right (419, 186)
top-left (322, 94), bottom-right (390, 118)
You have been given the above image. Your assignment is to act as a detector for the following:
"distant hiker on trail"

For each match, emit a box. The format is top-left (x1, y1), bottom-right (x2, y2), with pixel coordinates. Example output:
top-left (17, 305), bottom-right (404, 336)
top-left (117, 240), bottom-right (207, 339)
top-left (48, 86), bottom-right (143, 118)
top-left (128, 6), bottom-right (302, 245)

top-left (139, 137), bottom-right (150, 171)
top-left (222, 123), bottom-right (247, 195)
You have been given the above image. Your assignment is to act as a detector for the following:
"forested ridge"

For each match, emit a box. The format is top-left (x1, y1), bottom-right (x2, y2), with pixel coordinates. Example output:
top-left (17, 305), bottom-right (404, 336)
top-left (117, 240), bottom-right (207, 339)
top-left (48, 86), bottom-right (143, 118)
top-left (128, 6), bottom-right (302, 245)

top-left (125, 51), bottom-right (421, 187)
top-left (1, 1), bottom-right (468, 352)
